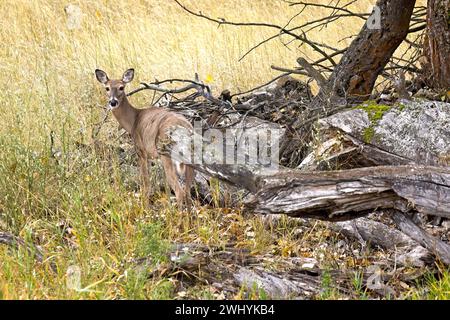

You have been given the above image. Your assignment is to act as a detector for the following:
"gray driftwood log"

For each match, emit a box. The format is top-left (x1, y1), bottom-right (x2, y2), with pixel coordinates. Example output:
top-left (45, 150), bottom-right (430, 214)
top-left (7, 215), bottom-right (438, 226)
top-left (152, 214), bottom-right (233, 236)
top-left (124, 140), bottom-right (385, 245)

top-left (330, 217), bottom-right (433, 267)
top-left (244, 165), bottom-right (450, 220)
top-left (310, 100), bottom-right (450, 168)
top-left (158, 101), bottom-right (450, 220)
top-left (134, 242), bottom-right (325, 299)
top-left (391, 211), bottom-right (450, 265)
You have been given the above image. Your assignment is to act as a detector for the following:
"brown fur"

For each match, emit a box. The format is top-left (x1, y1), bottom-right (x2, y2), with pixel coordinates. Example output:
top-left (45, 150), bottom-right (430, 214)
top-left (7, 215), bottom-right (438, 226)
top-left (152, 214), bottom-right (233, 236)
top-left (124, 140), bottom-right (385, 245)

top-left (95, 69), bottom-right (194, 210)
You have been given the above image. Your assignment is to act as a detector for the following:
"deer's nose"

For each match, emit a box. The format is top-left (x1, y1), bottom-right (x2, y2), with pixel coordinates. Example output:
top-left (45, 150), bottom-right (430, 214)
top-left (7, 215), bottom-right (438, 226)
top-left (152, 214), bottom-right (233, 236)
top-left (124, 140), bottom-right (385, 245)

top-left (109, 99), bottom-right (118, 107)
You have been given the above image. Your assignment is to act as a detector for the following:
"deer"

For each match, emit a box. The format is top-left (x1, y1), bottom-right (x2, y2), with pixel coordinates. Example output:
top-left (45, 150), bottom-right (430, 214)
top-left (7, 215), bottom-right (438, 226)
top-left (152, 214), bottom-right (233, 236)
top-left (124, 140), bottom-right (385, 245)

top-left (95, 68), bottom-right (194, 210)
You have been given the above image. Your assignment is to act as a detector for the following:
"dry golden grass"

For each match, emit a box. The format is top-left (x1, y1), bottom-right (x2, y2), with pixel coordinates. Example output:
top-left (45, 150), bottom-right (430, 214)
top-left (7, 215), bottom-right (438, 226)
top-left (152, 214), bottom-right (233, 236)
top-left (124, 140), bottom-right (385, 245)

top-left (1, 0), bottom-right (442, 300)
top-left (0, 0), bottom-right (379, 153)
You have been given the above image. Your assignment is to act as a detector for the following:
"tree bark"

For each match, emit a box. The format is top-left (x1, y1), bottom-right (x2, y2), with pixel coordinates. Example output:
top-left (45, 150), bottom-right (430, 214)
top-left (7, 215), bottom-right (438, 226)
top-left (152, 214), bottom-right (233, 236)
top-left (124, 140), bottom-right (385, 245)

top-left (331, 218), bottom-right (433, 267)
top-left (423, 0), bottom-right (450, 89)
top-left (326, 0), bottom-right (416, 100)
top-left (244, 166), bottom-right (450, 221)
top-left (391, 211), bottom-right (450, 265)
top-left (313, 101), bottom-right (450, 168)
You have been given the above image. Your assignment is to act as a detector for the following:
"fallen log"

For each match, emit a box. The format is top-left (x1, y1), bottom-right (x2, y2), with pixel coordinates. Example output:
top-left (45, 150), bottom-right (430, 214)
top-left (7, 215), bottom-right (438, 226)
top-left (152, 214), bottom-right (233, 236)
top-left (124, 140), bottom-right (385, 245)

top-left (157, 98), bottom-right (450, 220)
top-left (244, 166), bottom-right (450, 221)
top-left (160, 120), bottom-right (450, 221)
top-left (133, 241), bottom-right (415, 298)
top-left (313, 100), bottom-right (450, 168)
top-left (330, 217), bottom-right (432, 267)
top-left (134, 242), bottom-right (384, 299)
top-left (162, 130), bottom-right (450, 223)
top-left (391, 211), bottom-right (450, 265)
top-left (332, 217), bottom-right (417, 249)
top-left (233, 266), bottom-right (321, 299)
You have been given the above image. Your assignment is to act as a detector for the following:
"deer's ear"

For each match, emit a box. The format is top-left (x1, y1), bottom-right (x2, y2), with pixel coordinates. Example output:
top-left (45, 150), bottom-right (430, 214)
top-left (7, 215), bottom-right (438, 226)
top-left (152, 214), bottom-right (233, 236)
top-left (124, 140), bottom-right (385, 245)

top-left (122, 68), bottom-right (134, 83)
top-left (95, 69), bottom-right (109, 84)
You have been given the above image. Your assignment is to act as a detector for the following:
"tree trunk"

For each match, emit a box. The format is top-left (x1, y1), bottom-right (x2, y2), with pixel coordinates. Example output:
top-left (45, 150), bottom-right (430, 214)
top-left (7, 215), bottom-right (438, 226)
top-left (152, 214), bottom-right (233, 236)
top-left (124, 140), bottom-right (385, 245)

top-left (326, 0), bottom-right (416, 100)
top-left (423, 0), bottom-right (450, 89)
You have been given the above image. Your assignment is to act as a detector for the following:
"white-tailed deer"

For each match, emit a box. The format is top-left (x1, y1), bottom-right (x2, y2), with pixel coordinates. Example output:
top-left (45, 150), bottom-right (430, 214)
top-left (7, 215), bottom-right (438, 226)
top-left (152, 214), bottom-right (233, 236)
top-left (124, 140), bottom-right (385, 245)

top-left (95, 68), bottom-right (194, 209)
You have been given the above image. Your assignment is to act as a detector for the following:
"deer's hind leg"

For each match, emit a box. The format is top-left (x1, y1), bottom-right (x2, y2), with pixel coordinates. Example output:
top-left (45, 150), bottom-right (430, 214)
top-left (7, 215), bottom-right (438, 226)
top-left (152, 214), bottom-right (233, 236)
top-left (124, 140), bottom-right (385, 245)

top-left (160, 155), bottom-right (188, 210)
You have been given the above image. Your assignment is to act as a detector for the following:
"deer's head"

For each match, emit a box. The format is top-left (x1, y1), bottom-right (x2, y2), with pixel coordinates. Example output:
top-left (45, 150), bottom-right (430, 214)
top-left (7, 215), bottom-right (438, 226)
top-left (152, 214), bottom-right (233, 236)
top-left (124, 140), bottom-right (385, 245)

top-left (95, 68), bottom-right (134, 109)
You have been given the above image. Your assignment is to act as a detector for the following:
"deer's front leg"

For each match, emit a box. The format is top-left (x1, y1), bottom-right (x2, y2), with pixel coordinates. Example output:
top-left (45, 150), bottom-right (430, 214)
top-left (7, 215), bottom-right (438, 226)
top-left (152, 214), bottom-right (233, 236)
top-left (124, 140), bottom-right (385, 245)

top-left (137, 152), bottom-right (152, 204)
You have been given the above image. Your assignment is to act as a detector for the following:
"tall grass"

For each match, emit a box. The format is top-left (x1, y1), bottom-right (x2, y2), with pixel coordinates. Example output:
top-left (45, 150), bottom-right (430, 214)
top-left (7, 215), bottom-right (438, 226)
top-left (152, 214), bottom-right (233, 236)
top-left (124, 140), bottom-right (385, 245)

top-left (0, 0), bottom-right (429, 299)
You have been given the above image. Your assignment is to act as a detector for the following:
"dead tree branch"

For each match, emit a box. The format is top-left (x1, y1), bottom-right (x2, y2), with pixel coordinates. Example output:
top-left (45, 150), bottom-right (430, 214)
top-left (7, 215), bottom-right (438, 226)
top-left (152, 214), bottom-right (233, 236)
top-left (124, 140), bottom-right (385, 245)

top-left (0, 232), bottom-right (44, 263)
top-left (391, 211), bottom-right (450, 265)
top-left (174, 0), bottom-right (338, 67)
top-left (297, 57), bottom-right (328, 90)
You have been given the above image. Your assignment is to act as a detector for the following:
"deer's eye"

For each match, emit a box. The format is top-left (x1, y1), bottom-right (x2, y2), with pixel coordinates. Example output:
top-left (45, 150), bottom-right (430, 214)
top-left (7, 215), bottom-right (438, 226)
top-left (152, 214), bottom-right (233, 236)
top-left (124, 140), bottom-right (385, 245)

top-left (119, 86), bottom-right (124, 91)
top-left (105, 87), bottom-right (110, 92)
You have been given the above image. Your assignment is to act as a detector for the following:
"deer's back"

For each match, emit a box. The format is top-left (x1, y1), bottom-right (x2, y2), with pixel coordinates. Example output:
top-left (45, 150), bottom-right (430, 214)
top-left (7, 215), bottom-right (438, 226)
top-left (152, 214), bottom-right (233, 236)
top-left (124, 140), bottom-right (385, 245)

top-left (132, 107), bottom-right (192, 158)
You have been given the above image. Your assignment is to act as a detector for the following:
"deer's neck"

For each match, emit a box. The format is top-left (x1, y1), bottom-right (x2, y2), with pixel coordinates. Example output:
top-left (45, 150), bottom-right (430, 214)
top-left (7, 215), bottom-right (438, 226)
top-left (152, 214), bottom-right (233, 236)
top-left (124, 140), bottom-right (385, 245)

top-left (112, 96), bottom-right (138, 134)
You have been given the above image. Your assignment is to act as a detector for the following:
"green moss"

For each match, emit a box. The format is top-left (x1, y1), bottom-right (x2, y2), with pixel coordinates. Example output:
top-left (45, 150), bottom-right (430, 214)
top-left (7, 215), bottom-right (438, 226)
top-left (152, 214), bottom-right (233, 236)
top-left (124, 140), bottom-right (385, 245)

top-left (354, 101), bottom-right (392, 143)
top-left (363, 127), bottom-right (375, 144)
top-left (354, 101), bottom-right (391, 124)
top-left (397, 103), bottom-right (406, 112)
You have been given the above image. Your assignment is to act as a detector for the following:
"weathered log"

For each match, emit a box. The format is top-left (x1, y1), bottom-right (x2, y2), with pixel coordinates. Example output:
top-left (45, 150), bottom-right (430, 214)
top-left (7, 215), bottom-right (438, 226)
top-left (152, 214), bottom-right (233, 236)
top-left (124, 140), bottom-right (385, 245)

top-left (167, 127), bottom-right (450, 223)
top-left (244, 166), bottom-right (450, 221)
top-left (138, 241), bottom-right (409, 298)
top-left (233, 266), bottom-right (320, 299)
top-left (331, 217), bottom-right (432, 267)
top-left (391, 211), bottom-right (450, 265)
top-left (332, 217), bottom-right (417, 249)
top-left (309, 101), bottom-right (450, 168)
top-left (134, 242), bottom-right (392, 299)
top-left (160, 114), bottom-right (450, 221)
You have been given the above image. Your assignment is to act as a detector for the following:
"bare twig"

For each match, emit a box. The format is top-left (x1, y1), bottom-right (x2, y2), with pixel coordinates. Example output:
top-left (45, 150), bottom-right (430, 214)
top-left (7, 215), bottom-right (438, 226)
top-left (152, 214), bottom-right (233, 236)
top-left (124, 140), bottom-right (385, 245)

top-left (174, 0), bottom-right (338, 67)
top-left (230, 73), bottom-right (291, 98)
top-left (271, 65), bottom-right (309, 76)
top-left (297, 57), bottom-right (328, 90)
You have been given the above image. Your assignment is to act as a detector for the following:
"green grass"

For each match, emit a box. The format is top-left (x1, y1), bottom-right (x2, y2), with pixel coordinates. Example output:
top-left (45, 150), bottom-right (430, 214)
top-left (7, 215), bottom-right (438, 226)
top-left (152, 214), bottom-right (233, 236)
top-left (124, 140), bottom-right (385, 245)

top-left (410, 268), bottom-right (450, 300)
top-left (319, 269), bottom-right (340, 300)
